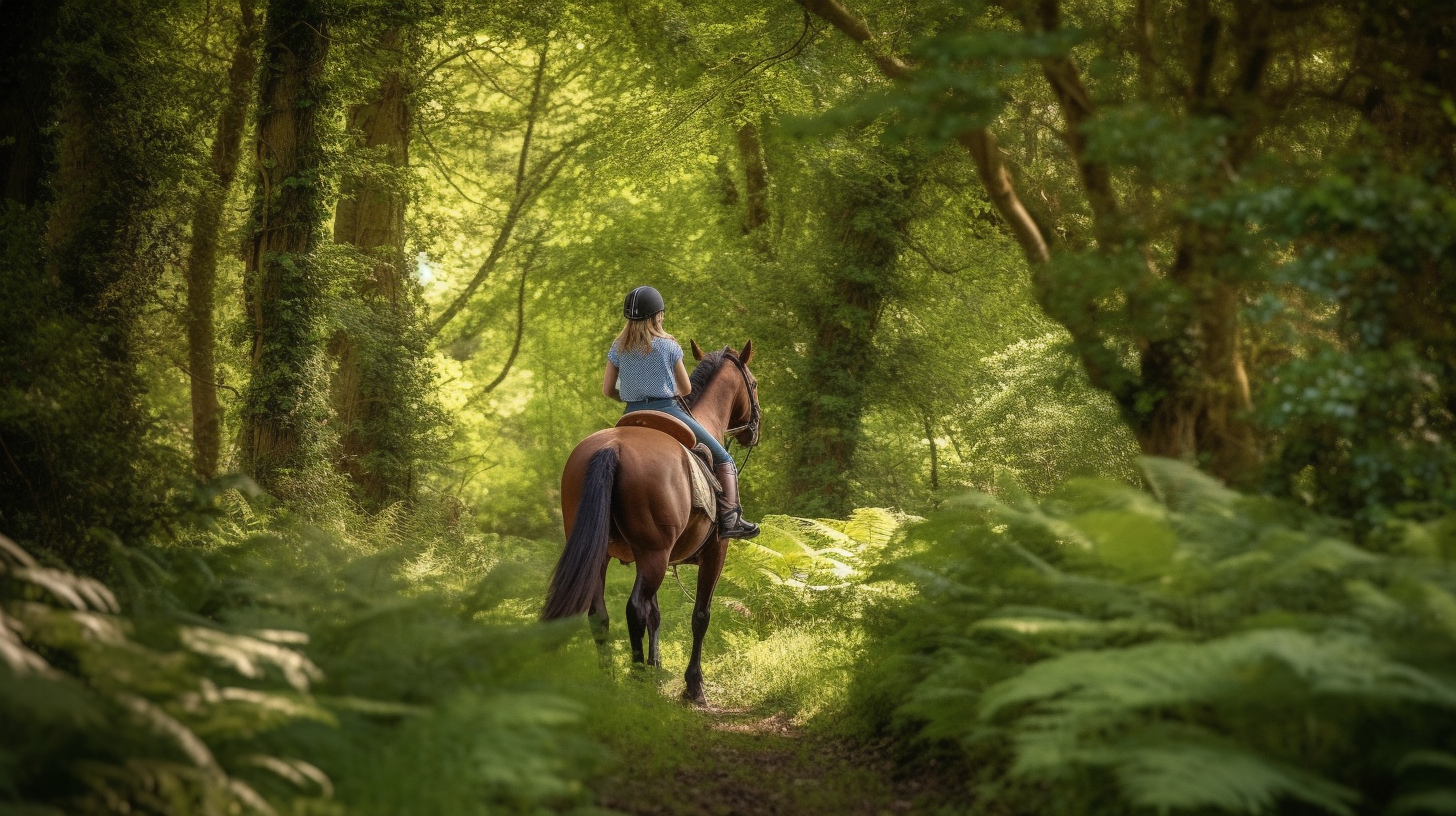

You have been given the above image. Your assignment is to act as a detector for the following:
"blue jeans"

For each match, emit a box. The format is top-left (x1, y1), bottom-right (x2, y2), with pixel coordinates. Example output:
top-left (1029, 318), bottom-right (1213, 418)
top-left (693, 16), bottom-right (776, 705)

top-left (623, 398), bottom-right (732, 465)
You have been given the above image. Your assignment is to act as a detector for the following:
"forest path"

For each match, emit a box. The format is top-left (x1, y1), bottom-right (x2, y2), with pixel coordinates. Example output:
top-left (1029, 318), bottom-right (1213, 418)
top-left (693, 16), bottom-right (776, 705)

top-left (591, 702), bottom-right (936, 816)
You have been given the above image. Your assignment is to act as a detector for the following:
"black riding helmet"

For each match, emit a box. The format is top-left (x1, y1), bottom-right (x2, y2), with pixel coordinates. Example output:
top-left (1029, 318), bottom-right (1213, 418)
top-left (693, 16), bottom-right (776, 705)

top-left (623, 285), bottom-right (666, 321)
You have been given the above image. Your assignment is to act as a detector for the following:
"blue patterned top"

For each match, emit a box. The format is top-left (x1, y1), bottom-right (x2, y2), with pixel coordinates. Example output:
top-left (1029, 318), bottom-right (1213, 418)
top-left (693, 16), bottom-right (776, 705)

top-left (609, 336), bottom-right (682, 402)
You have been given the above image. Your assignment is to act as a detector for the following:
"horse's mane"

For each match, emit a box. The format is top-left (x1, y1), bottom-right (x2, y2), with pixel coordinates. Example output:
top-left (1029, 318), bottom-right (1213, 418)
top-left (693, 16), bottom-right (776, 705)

top-left (684, 347), bottom-right (736, 409)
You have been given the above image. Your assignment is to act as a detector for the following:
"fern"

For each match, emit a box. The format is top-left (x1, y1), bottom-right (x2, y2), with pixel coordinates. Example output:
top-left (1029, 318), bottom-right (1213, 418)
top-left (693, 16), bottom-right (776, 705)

top-left (0, 532), bottom-right (330, 814)
top-left (718, 508), bottom-right (912, 625)
top-left (2, 484), bottom-right (603, 815)
top-left (865, 458), bottom-right (1456, 816)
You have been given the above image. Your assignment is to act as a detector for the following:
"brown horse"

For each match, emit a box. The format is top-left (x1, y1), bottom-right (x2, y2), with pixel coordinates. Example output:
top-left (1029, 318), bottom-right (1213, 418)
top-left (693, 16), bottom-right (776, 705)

top-left (542, 341), bottom-right (760, 704)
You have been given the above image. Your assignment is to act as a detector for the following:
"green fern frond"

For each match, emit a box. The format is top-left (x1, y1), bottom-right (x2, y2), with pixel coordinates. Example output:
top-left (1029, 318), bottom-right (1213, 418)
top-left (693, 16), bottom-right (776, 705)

top-left (1389, 791), bottom-right (1456, 815)
top-left (1102, 734), bottom-right (1358, 816)
top-left (870, 460), bottom-right (1456, 816)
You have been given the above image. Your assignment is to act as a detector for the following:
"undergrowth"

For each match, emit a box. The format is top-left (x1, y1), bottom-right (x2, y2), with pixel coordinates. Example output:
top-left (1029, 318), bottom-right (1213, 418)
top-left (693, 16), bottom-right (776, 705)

top-left (1, 480), bottom-right (610, 816)
top-left (850, 458), bottom-right (1456, 816)
top-left (1, 475), bottom-right (914, 814)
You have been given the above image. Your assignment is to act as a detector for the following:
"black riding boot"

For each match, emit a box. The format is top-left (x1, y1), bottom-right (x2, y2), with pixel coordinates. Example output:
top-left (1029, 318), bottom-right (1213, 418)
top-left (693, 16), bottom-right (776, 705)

top-left (714, 462), bottom-right (759, 540)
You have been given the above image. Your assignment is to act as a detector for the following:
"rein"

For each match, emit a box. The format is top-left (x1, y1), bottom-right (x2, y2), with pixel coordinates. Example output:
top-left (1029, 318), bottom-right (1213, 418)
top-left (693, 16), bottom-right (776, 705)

top-left (680, 352), bottom-right (761, 476)
top-left (723, 354), bottom-right (761, 476)
top-left (671, 351), bottom-right (762, 602)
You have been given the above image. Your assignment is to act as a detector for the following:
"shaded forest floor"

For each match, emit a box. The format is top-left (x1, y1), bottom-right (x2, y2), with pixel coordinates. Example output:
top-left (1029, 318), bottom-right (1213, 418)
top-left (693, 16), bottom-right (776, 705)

top-left (565, 546), bottom-right (965, 815)
top-left (590, 699), bottom-right (960, 816)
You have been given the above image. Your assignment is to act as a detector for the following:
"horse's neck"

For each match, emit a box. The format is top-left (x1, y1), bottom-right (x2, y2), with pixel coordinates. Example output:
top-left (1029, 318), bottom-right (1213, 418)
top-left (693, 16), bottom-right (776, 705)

top-left (692, 376), bottom-right (734, 437)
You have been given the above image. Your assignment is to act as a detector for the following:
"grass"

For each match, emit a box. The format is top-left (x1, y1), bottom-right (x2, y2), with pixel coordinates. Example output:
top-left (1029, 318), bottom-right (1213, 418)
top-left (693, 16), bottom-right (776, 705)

top-left (523, 554), bottom-right (956, 815)
top-left (394, 508), bottom-right (949, 815)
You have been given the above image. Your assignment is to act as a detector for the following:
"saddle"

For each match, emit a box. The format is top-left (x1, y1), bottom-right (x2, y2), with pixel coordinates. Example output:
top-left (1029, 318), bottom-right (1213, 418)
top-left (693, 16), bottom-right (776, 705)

top-left (615, 411), bottom-right (720, 514)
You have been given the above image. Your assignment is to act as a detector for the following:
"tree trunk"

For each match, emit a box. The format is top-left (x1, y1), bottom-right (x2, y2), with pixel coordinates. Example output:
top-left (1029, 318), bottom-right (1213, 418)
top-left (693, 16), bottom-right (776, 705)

top-left (45, 28), bottom-right (149, 359)
top-left (24, 0), bottom-right (176, 567)
top-left (0, 0), bottom-right (59, 207)
top-left (1137, 270), bottom-right (1257, 480)
top-left (923, 411), bottom-right (940, 492)
top-left (737, 117), bottom-right (771, 245)
top-left (786, 153), bottom-right (917, 517)
top-left (185, 0), bottom-right (259, 480)
top-left (1128, 0), bottom-right (1268, 482)
top-left (240, 0), bottom-right (334, 493)
top-left (330, 26), bottom-right (421, 507)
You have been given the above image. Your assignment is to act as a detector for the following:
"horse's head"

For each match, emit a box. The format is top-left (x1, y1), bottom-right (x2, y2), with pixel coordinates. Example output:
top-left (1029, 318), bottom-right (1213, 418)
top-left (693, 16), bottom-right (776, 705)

top-left (688, 339), bottom-right (760, 448)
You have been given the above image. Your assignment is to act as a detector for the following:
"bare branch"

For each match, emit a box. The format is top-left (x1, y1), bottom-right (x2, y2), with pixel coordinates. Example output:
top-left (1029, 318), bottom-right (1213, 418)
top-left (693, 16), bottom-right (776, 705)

top-left (429, 40), bottom-right (554, 338)
top-left (470, 238), bottom-right (541, 402)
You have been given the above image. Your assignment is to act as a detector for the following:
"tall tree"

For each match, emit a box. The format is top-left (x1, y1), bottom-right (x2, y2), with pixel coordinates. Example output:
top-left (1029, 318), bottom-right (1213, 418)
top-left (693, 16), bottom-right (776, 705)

top-left (240, 0), bottom-right (335, 493)
top-left (0, 0), bottom-right (59, 207)
top-left (801, 0), bottom-right (1275, 482)
top-left (786, 146), bottom-right (919, 516)
top-left (0, 0), bottom-right (189, 567)
top-left (185, 0), bottom-right (259, 480)
top-left (330, 26), bottom-right (434, 507)
top-left (737, 114), bottom-right (771, 249)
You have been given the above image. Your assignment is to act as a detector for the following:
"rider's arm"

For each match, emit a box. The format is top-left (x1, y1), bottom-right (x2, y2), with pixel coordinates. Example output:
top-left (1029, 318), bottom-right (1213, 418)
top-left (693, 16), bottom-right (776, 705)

top-left (602, 360), bottom-right (621, 401)
top-left (672, 359), bottom-right (691, 397)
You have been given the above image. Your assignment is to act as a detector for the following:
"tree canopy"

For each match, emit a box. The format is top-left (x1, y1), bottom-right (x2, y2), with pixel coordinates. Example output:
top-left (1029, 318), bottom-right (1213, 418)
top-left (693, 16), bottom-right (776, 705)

top-left (1, 0), bottom-right (1454, 813)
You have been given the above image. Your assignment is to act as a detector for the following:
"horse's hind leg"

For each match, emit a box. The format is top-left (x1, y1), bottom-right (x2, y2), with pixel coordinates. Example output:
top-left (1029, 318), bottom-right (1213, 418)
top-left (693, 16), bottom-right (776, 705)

top-left (589, 558), bottom-right (610, 662)
top-left (684, 539), bottom-right (727, 705)
top-left (625, 552), bottom-right (668, 668)
top-left (646, 587), bottom-right (663, 668)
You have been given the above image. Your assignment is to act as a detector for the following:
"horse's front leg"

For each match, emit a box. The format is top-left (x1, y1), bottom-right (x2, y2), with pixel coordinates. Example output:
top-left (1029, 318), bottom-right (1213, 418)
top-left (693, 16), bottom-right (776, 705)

top-left (684, 538), bottom-right (727, 705)
top-left (626, 553), bottom-right (667, 667)
top-left (646, 589), bottom-right (663, 668)
top-left (625, 571), bottom-right (647, 664)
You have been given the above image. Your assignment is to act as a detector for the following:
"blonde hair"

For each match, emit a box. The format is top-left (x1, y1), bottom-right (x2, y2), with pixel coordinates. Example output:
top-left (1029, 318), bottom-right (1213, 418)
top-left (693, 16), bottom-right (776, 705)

top-left (613, 313), bottom-right (672, 356)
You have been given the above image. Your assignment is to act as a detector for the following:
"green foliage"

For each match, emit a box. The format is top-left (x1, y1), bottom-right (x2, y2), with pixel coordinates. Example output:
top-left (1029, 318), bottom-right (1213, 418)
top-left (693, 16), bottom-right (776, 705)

top-left (940, 334), bottom-right (1139, 495)
top-left (719, 508), bottom-right (907, 626)
top-left (1, 530), bottom-right (335, 814)
top-left (1235, 168), bottom-right (1456, 522)
top-left (0, 0), bottom-right (207, 569)
top-left (8, 0), bottom-right (1456, 812)
top-left (854, 458), bottom-right (1456, 815)
top-left (690, 509), bottom-right (905, 721)
top-left (1, 486), bottom-right (605, 815)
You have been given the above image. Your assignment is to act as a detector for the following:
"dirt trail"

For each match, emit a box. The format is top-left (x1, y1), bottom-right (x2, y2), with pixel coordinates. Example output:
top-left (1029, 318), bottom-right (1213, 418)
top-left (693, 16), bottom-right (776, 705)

top-left (594, 705), bottom-right (952, 816)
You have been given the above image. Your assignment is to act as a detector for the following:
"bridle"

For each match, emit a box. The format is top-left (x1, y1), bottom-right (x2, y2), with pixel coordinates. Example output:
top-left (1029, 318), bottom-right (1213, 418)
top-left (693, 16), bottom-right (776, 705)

top-left (722, 354), bottom-right (761, 475)
top-left (678, 351), bottom-right (762, 475)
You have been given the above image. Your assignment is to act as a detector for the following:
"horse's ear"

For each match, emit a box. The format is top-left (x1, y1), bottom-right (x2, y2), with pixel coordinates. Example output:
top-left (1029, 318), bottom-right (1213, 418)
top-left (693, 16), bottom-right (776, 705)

top-left (740, 340), bottom-right (754, 366)
top-left (690, 339), bottom-right (705, 360)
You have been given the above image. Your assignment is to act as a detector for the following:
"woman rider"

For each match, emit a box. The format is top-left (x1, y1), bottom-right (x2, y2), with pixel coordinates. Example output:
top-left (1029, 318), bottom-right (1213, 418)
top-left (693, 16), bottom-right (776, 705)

top-left (601, 286), bottom-right (759, 540)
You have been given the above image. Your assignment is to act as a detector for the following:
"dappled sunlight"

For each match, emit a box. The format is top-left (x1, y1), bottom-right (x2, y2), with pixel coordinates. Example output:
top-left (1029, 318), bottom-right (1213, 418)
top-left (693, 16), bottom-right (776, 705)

top-left (3, 0), bottom-right (1455, 813)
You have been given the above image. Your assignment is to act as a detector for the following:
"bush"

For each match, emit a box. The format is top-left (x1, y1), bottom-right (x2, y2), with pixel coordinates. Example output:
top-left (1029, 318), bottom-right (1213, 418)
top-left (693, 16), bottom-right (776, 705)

top-left (0, 483), bottom-right (605, 815)
top-left (854, 459), bottom-right (1456, 815)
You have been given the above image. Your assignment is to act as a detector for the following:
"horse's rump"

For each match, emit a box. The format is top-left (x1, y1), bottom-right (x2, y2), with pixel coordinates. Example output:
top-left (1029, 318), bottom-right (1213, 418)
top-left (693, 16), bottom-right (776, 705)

top-left (559, 427), bottom-right (711, 568)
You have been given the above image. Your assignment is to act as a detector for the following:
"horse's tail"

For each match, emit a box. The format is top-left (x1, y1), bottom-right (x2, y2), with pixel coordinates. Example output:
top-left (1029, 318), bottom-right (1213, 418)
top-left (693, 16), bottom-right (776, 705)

top-left (542, 446), bottom-right (618, 620)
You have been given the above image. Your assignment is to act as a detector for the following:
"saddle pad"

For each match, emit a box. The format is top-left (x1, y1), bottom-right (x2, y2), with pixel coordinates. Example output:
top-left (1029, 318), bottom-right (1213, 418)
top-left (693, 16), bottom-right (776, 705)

top-left (687, 452), bottom-right (717, 516)
top-left (615, 410), bottom-right (697, 448)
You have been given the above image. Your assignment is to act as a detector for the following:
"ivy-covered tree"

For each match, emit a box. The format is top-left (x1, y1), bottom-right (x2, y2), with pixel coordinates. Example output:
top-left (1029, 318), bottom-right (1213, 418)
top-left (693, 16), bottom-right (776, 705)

top-left (239, 0), bottom-right (337, 494)
top-left (330, 24), bottom-right (440, 508)
top-left (184, 0), bottom-right (259, 480)
top-left (0, 0), bottom-right (200, 568)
